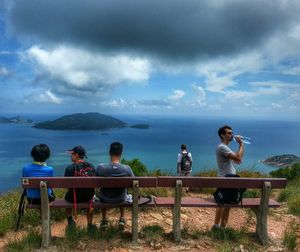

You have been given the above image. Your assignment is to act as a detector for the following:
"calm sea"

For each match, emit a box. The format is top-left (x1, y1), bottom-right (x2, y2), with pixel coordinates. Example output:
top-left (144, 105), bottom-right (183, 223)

top-left (0, 115), bottom-right (299, 193)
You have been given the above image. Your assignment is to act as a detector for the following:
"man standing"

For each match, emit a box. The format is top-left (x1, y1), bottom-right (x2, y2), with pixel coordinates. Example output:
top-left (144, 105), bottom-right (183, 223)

top-left (96, 142), bottom-right (134, 230)
top-left (213, 125), bottom-right (244, 229)
top-left (64, 145), bottom-right (96, 231)
top-left (177, 144), bottom-right (193, 176)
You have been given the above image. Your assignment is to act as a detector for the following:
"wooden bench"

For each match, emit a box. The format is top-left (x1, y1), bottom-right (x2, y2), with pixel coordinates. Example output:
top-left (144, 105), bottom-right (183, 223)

top-left (21, 177), bottom-right (157, 247)
top-left (155, 176), bottom-right (287, 245)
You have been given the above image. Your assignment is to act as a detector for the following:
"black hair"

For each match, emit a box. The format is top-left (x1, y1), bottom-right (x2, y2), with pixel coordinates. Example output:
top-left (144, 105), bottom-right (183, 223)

top-left (218, 125), bottom-right (232, 140)
top-left (31, 144), bottom-right (50, 162)
top-left (181, 144), bottom-right (187, 150)
top-left (109, 142), bottom-right (123, 156)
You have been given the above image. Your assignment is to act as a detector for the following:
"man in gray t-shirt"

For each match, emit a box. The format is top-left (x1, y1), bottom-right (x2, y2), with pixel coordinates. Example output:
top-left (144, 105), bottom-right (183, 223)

top-left (96, 142), bottom-right (134, 230)
top-left (213, 125), bottom-right (244, 229)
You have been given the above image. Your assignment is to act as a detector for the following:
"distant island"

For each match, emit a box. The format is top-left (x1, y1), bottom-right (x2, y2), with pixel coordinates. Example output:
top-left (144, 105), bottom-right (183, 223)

top-left (130, 124), bottom-right (150, 129)
top-left (33, 112), bottom-right (127, 130)
top-left (0, 116), bottom-right (33, 124)
top-left (262, 154), bottom-right (300, 167)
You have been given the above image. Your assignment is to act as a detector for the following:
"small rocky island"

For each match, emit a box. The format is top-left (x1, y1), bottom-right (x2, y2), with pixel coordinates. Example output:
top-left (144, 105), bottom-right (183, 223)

top-left (0, 116), bottom-right (33, 124)
top-left (33, 113), bottom-right (127, 130)
top-left (130, 124), bottom-right (150, 129)
top-left (262, 154), bottom-right (300, 168)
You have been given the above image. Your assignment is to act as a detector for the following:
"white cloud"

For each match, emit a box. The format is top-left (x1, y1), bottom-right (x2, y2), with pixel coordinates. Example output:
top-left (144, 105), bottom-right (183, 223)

top-left (26, 45), bottom-right (151, 88)
top-left (104, 98), bottom-right (128, 108)
top-left (0, 66), bottom-right (8, 76)
top-left (192, 84), bottom-right (206, 106)
top-left (195, 52), bottom-right (264, 93)
top-left (35, 90), bottom-right (63, 104)
top-left (224, 90), bottom-right (255, 99)
top-left (271, 102), bottom-right (282, 109)
top-left (169, 90), bottom-right (185, 101)
top-left (289, 92), bottom-right (300, 100)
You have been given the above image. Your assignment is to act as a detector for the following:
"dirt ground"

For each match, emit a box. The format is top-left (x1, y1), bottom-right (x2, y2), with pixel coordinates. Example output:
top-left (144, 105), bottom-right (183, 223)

top-left (1, 193), bottom-right (300, 252)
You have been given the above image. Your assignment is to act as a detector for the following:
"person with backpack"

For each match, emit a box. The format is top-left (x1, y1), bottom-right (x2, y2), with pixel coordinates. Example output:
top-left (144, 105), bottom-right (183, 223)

top-left (64, 145), bottom-right (96, 231)
top-left (96, 142), bottom-right (134, 231)
top-left (177, 144), bottom-right (193, 192)
top-left (213, 125), bottom-right (244, 229)
top-left (177, 144), bottom-right (193, 176)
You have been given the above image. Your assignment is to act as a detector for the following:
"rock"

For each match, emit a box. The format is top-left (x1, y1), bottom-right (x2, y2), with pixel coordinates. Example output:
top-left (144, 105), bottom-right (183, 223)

top-left (239, 244), bottom-right (245, 252)
top-left (150, 213), bottom-right (164, 221)
top-left (165, 219), bottom-right (173, 225)
top-left (76, 241), bottom-right (87, 250)
top-left (154, 242), bottom-right (162, 250)
top-left (181, 214), bottom-right (188, 221)
top-left (118, 248), bottom-right (128, 252)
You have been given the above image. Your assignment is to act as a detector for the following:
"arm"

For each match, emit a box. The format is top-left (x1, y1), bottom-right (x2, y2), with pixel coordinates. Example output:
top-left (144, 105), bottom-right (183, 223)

top-left (177, 153), bottom-right (181, 174)
top-left (227, 136), bottom-right (244, 163)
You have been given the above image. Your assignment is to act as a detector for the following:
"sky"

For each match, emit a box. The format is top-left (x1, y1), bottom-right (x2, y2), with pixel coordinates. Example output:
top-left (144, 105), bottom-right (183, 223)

top-left (0, 0), bottom-right (300, 120)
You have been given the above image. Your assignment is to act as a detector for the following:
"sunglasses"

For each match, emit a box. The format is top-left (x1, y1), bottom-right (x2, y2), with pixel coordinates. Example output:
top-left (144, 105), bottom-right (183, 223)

top-left (226, 131), bottom-right (233, 135)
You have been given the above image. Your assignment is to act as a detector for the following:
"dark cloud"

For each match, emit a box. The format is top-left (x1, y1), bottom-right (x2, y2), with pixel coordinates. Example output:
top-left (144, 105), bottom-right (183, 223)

top-left (7, 0), bottom-right (300, 61)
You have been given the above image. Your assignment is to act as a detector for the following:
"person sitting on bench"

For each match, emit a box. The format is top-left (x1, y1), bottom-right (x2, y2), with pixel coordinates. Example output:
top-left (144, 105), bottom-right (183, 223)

top-left (22, 144), bottom-right (55, 204)
top-left (96, 142), bottom-right (134, 230)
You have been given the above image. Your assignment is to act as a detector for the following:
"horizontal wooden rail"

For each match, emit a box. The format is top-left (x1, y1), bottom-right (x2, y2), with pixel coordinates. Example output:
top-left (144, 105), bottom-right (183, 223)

top-left (157, 176), bottom-right (287, 188)
top-left (21, 177), bottom-right (157, 188)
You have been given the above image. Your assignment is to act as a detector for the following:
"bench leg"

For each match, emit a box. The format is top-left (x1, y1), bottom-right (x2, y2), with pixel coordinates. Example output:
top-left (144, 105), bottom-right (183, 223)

top-left (173, 180), bottom-right (182, 242)
top-left (132, 180), bottom-right (139, 245)
top-left (40, 181), bottom-right (51, 248)
top-left (253, 181), bottom-right (271, 246)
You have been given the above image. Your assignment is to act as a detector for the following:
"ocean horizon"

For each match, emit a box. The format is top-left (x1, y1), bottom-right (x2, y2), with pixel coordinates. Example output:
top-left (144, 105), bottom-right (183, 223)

top-left (0, 114), bottom-right (299, 194)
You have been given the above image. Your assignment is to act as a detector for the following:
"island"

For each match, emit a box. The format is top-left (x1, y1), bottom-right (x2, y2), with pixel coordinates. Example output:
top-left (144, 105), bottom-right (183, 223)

top-left (33, 112), bottom-right (127, 130)
top-left (0, 116), bottom-right (33, 124)
top-left (130, 124), bottom-right (150, 129)
top-left (262, 154), bottom-right (300, 168)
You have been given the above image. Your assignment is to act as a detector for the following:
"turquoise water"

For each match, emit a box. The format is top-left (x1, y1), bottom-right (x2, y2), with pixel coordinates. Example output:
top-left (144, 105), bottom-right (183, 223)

top-left (0, 115), bottom-right (299, 193)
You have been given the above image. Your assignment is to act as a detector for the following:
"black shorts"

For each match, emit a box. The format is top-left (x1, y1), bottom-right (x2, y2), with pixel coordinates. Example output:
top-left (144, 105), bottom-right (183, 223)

top-left (27, 194), bottom-right (55, 205)
top-left (65, 188), bottom-right (94, 203)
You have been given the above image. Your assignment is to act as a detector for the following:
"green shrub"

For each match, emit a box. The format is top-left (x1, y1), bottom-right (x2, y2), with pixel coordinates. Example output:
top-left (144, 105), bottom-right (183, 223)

top-left (283, 222), bottom-right (298, 250)
top-left (141, 225), bottom-right (164, 240)
top-left (270, 163), bottom-right (300, 181)
top-left (121, 158), bottom-right (148, 176)
top-left (287, 195), bottom-right (300, 215)
top-left (6, 229), bottom-right (41, 251)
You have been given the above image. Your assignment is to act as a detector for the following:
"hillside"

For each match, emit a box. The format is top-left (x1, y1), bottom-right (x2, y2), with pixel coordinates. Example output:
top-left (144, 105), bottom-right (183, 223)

top-left (0, 115), bottom-right (33, 124)
top-left (33, 112), bottom-right (127, 130)
top-left (262, 154), bottom-right (300, 168)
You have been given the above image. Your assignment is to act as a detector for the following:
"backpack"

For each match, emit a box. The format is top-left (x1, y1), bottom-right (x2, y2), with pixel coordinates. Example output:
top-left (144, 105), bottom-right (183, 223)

top-left (180, 152), bottom-right (192, 171)
top-left (73, 161), bottom-right (95, 177)
top-left (213, 174), bottom-right (246, 205)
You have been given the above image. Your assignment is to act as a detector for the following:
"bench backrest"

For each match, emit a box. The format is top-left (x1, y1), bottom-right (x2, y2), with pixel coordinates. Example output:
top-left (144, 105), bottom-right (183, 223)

top-left (21, 177), bottom-right (157, 189)
top-left (157, 176), bottom-right (287, 189)
top-left (21, 176), bottom-right (287, 189)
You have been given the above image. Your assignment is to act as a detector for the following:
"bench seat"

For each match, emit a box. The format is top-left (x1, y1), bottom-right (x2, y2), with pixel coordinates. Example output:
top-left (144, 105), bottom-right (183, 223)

top-left (27, 197), bottom-right (155, 209)
top-left (154, 197), bottom-right (280, 208)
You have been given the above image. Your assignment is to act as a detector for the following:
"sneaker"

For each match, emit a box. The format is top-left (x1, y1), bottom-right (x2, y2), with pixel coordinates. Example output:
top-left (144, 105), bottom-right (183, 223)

top-left (67, 218), bottom-right (76, 228)
top-left (87, 224), bottom-right (97, 233)
top-left (100, 219), bottom-right (108, 230)
top-left (118, 218), bottom-right (125, 231)
top-left (211, 224), bottom-right (220, 230)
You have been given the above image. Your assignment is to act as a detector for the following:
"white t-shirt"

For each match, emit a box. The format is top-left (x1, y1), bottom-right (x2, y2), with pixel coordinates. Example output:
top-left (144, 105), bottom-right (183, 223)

top-left (216, 143), bottom-right (236, 176)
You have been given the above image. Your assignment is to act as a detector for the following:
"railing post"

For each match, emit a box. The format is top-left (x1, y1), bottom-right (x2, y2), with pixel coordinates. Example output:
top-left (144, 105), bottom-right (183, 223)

top-left (255, 181), bottom-right (271, 245)
top-left (173, 180), bottom-right (182, 242)
top-left (40, 181), bottom-right (50, 248)
top-left (132, 180), bottom-right (139, 245)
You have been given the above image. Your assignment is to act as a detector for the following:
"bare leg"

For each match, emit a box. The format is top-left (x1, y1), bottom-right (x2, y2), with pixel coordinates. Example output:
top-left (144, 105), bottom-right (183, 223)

top-left (101, 208), bottom-right (107, 220)
top-left (87, 207), bottom-right (94, 225)
top-left (214, 208), bottom-right (223, 225)
top-left (66, 208), bottom-right (72, 218)
top-left (120, 207), bottom-right (125, 220)
top-left (221, 208), bottom-right (230, 228)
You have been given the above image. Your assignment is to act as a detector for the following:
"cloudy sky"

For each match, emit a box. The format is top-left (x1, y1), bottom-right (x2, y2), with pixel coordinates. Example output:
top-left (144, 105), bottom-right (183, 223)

top-left (0, 0), bottom-right (300, 120)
